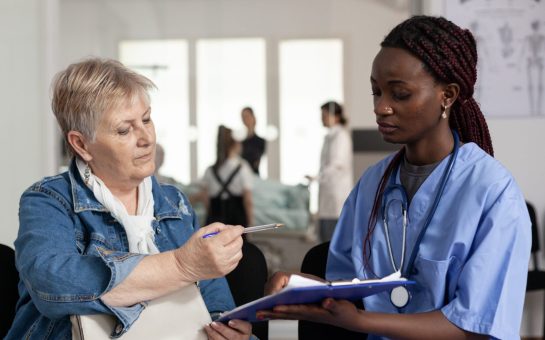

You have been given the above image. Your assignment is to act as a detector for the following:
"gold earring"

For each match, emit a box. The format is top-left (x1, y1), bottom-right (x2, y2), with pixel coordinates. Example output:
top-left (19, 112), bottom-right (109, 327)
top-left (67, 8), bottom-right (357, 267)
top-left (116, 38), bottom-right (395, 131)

top-left (441, 105), bottom-right (448, 119)
top-left (385, 106), bottom-right (393, 114)
top-left (84, 164), bottom-right (91, 185)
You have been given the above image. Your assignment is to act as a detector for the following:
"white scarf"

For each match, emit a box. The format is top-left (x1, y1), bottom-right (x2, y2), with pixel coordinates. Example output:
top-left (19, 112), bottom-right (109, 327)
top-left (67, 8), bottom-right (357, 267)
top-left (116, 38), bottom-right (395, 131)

top-left (76, 158), bottom-right (159, 254)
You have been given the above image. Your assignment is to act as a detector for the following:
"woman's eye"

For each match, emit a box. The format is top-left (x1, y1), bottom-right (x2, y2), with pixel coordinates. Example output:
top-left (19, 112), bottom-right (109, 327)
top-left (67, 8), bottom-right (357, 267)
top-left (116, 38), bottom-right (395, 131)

top-left (117, 128), bottom-right (130, 135)
top-left (143, 118), bottom-right (151, 124)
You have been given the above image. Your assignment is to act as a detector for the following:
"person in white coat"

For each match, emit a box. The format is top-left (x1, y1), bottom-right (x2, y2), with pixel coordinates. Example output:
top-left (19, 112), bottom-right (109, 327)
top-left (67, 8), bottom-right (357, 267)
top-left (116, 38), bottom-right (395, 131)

top-left (308, 101), bottom-right (353, 242)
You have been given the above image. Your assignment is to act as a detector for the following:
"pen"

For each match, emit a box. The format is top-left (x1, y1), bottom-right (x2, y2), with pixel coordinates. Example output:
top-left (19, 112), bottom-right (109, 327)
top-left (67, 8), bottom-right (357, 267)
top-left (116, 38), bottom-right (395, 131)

top-left (202, 223), bottom-right (284, 238)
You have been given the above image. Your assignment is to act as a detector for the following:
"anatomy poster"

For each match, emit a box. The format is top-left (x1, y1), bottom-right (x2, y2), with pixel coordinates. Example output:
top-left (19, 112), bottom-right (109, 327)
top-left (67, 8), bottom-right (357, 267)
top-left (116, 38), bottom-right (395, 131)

top-left (444, 0), bottom-right (545, 117)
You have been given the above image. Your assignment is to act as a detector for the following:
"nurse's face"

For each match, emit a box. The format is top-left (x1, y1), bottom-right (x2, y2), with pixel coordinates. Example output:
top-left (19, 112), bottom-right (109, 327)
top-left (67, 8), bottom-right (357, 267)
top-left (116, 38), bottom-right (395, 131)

top-left (371, 47), bottom-right (447, 146)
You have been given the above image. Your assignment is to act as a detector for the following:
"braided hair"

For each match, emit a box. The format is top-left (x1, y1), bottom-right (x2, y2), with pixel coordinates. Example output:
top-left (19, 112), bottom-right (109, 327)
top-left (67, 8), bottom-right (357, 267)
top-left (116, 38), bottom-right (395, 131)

top-left (363, 16), bottom-right (494, 275)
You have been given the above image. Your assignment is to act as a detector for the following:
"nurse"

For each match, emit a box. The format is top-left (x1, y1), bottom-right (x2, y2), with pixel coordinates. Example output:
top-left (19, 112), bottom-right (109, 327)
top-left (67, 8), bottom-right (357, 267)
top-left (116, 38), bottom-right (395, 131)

top-left (259, 15), bottom-right (531, 339)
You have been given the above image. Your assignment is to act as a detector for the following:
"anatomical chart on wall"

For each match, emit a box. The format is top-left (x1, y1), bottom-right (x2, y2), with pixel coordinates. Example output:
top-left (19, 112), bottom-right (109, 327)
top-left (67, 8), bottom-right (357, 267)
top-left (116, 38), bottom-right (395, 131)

top-left (444, 0), bottom-right (545, 117)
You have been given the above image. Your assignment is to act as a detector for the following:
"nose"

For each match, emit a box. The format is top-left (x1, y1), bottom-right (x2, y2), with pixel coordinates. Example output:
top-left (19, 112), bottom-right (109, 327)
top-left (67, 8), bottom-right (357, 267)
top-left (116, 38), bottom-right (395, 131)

top-left (137, 123), bottom-right (154, 147)
top-left (374, 102), bottom-right (394, 116)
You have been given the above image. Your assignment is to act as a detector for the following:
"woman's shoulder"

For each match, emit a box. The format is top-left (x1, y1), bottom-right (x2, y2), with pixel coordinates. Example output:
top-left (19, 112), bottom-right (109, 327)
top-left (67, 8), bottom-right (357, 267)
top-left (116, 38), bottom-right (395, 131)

top-left (24, 171), bottom-right (71, 197)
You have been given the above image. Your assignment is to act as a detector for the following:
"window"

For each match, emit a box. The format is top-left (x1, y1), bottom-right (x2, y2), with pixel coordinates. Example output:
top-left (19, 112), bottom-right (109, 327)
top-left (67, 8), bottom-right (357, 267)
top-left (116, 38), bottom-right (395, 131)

top-left (279, 39), bottom-right (343, 211)
top-left (119, 40), bottom-right (191, 184)
top-left (196, 38), bottom-right (267, 177)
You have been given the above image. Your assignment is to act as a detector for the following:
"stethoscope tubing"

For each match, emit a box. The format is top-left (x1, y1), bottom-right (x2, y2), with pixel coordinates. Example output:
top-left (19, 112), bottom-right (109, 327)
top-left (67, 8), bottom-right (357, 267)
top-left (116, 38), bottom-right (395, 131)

top-left (382, 130), bottom-right (460, 278)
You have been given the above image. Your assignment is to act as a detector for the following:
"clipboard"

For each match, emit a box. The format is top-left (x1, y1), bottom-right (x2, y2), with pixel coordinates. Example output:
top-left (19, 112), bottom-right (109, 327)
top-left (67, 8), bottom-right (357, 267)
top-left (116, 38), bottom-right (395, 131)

top-left (217, 276), bottom-right (415, 322)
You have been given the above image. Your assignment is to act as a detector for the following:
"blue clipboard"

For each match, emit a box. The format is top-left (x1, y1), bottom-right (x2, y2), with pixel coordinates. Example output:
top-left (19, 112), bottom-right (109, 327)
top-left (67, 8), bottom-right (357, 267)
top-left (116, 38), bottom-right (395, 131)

top-left (217, 279), bottom-right (415, 322)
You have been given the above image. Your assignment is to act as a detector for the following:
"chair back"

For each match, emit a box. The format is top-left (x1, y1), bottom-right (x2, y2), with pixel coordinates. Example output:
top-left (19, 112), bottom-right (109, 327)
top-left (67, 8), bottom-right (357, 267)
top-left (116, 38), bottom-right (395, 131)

top-left (527, 201), bottom-right (540, 270)
top-left (0, 244), bottom-right (19, 338)
top-left (226, 241), bottom-right (268, 340)
top-left (299, 241), bottom-right (366, 340)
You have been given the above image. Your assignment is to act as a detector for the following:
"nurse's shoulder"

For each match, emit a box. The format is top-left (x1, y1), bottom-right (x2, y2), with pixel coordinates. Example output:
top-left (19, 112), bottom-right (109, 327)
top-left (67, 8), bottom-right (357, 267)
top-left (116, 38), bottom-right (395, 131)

top-left (457, 142), bottom-right (523, 199)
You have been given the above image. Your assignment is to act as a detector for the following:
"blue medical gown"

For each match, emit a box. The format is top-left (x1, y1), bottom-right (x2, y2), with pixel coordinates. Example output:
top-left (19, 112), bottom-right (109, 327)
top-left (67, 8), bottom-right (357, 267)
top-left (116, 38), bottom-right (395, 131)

top-left (327, 143), bottom-right (531, 340)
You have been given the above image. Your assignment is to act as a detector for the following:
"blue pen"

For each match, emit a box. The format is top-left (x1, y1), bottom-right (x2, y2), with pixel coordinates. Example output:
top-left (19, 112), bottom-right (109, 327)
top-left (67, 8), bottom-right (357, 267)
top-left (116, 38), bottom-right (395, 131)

top-left (202, 223), bottom-right (284, 238)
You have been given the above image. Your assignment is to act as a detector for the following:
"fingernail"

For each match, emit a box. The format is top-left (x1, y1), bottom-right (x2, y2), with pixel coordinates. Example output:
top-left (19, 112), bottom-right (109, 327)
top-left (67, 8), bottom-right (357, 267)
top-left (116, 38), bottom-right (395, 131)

top-left (228, 320), bottom-right (235, 327)
top-left (211, 322), bottom-right (219, 328)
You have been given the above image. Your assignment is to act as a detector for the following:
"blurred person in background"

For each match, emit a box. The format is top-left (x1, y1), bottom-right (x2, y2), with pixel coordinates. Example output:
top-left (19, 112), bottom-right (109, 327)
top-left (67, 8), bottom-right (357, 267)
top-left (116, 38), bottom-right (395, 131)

top-left (241, 107), bottom-right (266, 175)
top-left (307, 101), bottom-right (353, 242)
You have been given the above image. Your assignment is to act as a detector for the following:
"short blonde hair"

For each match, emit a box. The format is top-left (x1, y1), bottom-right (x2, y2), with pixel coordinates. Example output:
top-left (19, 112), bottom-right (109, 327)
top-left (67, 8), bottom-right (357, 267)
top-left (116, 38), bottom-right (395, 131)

top-left (51, 57), bottom-right (156, 146)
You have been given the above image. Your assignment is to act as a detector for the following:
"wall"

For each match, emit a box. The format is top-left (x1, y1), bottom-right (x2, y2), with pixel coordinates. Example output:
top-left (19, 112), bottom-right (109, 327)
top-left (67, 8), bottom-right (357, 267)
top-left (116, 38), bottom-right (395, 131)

top-left (0, 0), bottom-right (59, 247)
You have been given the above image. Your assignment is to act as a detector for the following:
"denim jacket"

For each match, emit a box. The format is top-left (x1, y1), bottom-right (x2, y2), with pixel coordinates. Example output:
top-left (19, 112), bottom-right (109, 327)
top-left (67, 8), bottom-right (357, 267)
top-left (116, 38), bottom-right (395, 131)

top-left (6, 161), bottom-right (236, 340)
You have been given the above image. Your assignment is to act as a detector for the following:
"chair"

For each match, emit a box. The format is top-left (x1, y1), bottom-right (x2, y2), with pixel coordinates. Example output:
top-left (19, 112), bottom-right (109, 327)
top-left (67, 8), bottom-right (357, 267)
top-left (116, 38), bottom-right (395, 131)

top-left (298, 241), bottom-right (367, 340)
top-left (0, 244), bottom-right (19, 338)
top-left (525, 201), bottom-right (545, 338)
top-left (226, 241), bottom-right (268, 340)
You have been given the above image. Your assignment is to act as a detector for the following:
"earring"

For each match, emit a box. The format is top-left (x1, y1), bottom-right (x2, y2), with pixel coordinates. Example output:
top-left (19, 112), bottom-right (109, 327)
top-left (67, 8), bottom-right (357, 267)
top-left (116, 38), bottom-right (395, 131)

top-left (84, 164), bottom-right (91, 185)
top-left (385, 106), bottom-right (394, 114)
top-left (441, 105), bottom-right (448, 119)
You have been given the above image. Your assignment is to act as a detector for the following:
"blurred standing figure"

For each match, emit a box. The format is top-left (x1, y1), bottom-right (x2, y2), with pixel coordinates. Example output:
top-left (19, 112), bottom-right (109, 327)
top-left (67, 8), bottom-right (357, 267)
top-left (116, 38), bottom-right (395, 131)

top-left (311, 101), bottom-right (353, 242)
top-left (241, 107), bottom-right (266, 175)
top-left (154, 143), bottom-right (183, 188)
top-left (200, 125), bottom-right (254, 227)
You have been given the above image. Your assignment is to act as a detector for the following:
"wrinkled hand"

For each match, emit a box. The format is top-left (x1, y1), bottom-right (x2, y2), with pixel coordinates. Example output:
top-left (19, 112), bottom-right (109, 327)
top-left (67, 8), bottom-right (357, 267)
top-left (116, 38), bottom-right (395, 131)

top-left (256, 298), bottom-right (364, 333)
top-left (204, 319), bottom-right (252, 340)
top-left (174, 223), bottom-right (244, 282)
top-left (264, 271), bottom-right (291, 295)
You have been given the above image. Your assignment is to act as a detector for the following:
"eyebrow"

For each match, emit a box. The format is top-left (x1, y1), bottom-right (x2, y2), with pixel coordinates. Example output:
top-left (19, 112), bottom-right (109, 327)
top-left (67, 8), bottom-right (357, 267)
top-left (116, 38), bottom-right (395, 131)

top-left (115, 107), bottom-right (151, 125)
top-left (370, 76), bottom-right (408, 85)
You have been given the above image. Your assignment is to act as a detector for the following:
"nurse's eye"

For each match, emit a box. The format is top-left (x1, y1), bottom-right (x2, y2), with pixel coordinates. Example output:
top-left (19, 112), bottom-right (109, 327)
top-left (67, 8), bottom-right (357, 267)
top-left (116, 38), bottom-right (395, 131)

top-left (392, 91), bottom-right (411, 101)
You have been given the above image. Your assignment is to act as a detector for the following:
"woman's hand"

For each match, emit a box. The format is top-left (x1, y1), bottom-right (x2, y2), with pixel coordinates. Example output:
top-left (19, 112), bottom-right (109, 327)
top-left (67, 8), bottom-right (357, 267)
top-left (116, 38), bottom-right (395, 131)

top-left (204, 320), bottom-right (252, 340)
top-left (257, 298), bottom-right (364, 333)
top-left (174, 223), bottom-right (244, 282)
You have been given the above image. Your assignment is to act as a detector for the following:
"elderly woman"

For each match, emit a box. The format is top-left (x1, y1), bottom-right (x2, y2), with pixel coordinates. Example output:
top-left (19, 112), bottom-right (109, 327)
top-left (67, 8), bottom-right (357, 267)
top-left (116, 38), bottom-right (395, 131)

top-left (6, 58), bottom-right (252, 340)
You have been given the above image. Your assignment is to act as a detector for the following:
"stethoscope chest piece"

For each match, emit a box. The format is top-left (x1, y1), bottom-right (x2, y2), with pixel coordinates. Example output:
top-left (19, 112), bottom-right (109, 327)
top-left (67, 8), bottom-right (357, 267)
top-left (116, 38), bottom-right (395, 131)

top-left (390, 285), bottom-right (410, 309)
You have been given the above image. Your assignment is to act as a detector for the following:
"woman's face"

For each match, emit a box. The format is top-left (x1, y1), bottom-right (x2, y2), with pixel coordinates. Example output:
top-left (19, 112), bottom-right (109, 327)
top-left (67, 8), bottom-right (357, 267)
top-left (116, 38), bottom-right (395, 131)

top-left (85, 95), bottom-right (156, 190)
top-left (371, 47), bottom-right (447, 145)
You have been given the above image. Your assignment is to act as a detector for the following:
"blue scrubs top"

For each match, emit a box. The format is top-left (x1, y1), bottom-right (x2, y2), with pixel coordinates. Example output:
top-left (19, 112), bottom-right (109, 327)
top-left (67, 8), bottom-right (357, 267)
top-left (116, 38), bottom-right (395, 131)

top-left (327, 143), bottom-right (531, 340)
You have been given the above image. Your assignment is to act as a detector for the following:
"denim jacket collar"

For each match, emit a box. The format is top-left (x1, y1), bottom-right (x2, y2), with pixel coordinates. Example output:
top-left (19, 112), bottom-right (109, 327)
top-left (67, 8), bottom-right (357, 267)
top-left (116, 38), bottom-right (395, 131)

top-left (68, 159), bottom-right (182, 220)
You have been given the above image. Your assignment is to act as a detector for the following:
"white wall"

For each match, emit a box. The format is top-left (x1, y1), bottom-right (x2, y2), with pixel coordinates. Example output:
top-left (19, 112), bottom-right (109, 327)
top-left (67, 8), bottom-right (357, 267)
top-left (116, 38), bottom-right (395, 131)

top-left (0, 0), bottom-right (59, 247)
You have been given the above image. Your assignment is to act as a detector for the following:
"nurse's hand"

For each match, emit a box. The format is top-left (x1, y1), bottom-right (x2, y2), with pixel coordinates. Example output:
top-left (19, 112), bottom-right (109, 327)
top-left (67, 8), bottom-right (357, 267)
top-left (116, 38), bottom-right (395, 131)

top-left (264, 271), bottom-right (291, 294)
top-left (264, 271), bottom-right (326, 295)
top-left (256, 298), bottom-right (364, 333)
top-left (204, 319), bottom-right (252, 340)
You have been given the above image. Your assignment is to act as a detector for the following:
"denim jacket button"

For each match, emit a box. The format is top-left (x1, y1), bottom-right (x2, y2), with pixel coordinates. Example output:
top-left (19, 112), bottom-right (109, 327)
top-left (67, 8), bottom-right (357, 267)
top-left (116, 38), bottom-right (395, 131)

top-left (115, 324), bottom-right (123, 334)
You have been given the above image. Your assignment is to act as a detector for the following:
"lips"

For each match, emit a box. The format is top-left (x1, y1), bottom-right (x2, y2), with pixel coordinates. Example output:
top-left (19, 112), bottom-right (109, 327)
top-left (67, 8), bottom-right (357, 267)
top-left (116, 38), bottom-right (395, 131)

top-left (136, 153), bottom-right (152, 161)
top-left (377, 121), bottom-right (398, 134)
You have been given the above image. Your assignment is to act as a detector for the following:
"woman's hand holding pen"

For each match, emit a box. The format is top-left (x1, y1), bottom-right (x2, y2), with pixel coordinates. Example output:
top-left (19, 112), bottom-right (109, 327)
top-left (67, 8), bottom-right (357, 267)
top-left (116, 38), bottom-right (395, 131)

top-left (173, 222), bottom-right (244, 282)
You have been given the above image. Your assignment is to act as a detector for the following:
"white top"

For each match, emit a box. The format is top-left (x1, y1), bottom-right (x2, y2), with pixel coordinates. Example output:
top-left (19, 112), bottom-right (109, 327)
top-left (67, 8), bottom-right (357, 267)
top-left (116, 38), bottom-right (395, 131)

top-left (318, 124), bottom-right (354, 218)
top-left (201, 157), bottom-right (254, 199)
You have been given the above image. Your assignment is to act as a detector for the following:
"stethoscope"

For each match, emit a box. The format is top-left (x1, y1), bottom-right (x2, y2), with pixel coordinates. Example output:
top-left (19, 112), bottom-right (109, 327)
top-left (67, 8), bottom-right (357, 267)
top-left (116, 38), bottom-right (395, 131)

top-left (381, 130), bottom-right (460, 309)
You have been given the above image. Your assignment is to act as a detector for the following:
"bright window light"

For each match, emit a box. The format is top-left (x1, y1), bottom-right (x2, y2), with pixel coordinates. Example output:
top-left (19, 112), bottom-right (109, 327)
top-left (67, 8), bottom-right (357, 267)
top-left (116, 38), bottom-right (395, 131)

top-left (119, 40), bottom-right (190, 184)
top-left (196, 38), bottom-right (267, 177)
top-left (279, 39), bottom-right (343, 212)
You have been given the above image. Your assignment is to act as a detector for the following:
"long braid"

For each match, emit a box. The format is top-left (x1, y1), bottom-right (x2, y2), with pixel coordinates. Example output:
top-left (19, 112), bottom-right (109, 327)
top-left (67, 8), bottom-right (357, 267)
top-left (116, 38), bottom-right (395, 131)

top-left (363, 15), bottom-right (494, 273)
